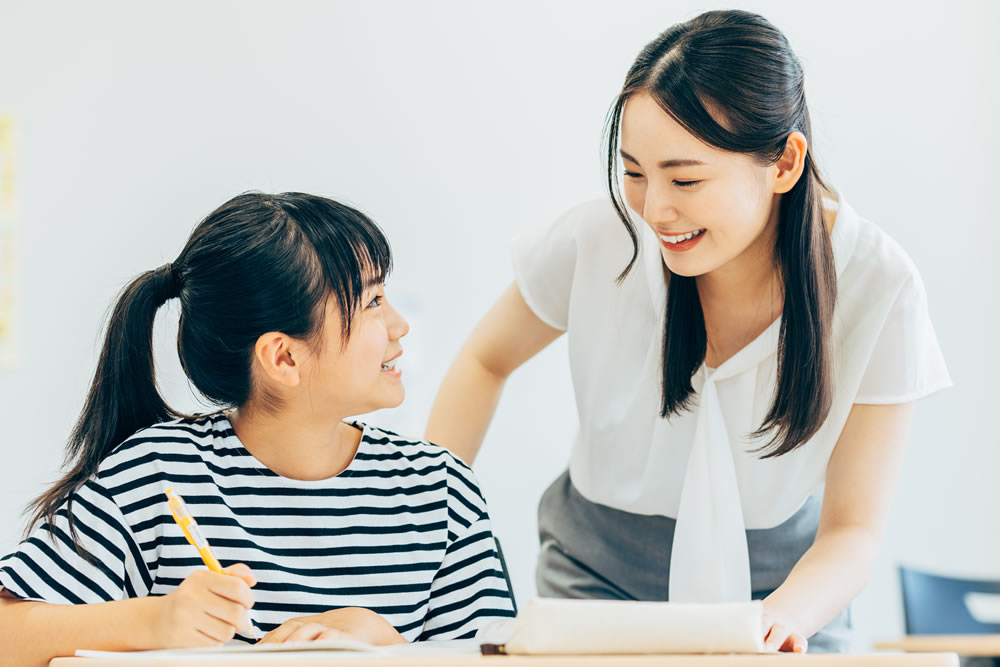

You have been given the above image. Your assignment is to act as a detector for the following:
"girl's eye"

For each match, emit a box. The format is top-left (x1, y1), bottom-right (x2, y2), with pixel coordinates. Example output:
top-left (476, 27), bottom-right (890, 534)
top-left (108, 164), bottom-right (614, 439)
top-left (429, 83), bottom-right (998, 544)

top-left (367, 295), bottom-right (383, 308)
top-left (624, 170), bottom-right (644, 179)
top-left (674, 180), bottom-right (701, 188)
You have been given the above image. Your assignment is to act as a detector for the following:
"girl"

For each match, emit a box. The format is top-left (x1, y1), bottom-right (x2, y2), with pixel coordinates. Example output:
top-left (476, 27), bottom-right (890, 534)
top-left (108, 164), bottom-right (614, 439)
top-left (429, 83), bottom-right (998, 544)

top-left (0, 192), bottom-right (515, 665)
top-left (426, 10), bottom-right (949, 653)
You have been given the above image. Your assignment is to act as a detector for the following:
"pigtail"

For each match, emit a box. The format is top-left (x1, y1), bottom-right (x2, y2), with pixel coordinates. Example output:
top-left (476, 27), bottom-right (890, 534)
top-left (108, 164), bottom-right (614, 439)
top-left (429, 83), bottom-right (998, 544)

top-left (25, 263), bottom-right (180, 541)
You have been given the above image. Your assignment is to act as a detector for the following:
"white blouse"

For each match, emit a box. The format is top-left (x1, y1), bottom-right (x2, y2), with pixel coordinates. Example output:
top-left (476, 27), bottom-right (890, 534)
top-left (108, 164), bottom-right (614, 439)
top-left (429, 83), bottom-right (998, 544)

top-left (511, 196), bottom-right (951, 603)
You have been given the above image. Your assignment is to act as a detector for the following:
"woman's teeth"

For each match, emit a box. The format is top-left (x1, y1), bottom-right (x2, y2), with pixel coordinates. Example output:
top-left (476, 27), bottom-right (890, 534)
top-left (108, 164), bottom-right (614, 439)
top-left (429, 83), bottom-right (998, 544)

top-left (660, 229), bottom-right (706, 244)
top-left (381, 360), bottom-right (397, 371)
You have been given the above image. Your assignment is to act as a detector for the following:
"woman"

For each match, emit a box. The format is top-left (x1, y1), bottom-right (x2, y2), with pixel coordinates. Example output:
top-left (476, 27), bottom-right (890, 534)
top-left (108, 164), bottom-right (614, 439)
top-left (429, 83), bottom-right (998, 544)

top-left (426, 10), bottom-right (949, 653)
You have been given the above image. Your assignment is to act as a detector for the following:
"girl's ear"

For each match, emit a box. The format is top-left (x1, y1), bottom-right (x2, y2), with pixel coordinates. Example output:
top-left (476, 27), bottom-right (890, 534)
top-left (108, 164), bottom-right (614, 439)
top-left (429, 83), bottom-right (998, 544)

top-left (253, 332), bottom-right (302, 388)
top-left (772, 131), bottom-right (808, 195)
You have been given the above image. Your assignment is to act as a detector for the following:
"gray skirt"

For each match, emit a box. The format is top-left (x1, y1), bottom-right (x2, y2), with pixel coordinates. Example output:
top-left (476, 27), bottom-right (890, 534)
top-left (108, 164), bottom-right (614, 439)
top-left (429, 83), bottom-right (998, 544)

top-left (536, 470), bottom-right (852, 653)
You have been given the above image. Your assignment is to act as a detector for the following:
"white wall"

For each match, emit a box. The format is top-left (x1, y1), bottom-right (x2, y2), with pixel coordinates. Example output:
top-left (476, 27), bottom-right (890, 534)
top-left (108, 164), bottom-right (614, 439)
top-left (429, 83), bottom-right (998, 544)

top-left (0, 0), bottom-right (997, 651)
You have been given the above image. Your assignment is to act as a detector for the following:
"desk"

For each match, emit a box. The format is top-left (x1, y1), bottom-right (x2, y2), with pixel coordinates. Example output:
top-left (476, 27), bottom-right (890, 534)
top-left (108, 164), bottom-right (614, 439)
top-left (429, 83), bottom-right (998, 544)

top-left (876, 636), bottom-right (1000, 663)
top-left (52, 654), bottom-right (959, 666)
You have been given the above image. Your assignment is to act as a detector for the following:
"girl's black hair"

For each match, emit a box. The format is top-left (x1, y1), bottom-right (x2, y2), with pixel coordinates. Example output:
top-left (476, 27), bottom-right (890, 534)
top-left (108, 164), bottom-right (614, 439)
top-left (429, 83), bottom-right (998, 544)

top-left (605, 10), bottom-right (837, 457)
top-left (27, 192), bottom-right (392, 538)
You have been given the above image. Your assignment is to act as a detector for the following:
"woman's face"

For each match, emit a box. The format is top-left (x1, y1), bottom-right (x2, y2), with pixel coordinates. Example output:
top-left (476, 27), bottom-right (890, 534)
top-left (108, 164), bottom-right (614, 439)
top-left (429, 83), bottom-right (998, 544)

top-left (620, 91), bottom-right (779, 278)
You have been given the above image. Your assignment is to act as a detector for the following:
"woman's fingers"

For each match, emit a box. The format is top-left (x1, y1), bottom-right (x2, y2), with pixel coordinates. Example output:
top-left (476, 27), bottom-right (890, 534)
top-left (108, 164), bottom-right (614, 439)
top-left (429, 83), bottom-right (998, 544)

top-left (763, 621), bottom-right (808, 653)
top-left (763, 622), bottom-right (790, 652)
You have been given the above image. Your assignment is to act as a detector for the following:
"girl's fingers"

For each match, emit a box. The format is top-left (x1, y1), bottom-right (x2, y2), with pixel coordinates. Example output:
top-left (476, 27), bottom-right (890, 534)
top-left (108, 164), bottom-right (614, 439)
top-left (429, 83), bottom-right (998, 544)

top-left (196, 611), bottom-right (238, 644)
top-left (200, 595), bottom-right (250, 636)
top-left (258, 620), bottom-right (305, 645)
top-left (206, 572), bottom-right (255, 610)
top-left (318, 628), bottom-right (352, 642)
top-left (283, 622), bottom-right (331, 643)
top-left (223, 563), bottom-right (258, 588)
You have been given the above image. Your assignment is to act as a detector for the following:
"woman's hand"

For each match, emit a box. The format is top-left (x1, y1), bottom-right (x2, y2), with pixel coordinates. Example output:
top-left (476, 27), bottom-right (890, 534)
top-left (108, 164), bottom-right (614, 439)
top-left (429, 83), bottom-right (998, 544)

top-left (761, 610), bottom-right (807, 653)
top-left (153, 563), bottom-right (257, 648)
top-left (257, 607), bottom-right (405, 646)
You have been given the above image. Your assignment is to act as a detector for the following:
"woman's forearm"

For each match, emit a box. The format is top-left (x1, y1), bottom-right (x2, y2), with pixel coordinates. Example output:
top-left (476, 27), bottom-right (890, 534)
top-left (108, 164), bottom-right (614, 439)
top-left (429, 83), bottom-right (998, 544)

top-left (0, 592), bottom-right (162, 667)
top-left (762, 526), bottom-right (880, 639)
top-left (425, 347), bottom-right (507, 464)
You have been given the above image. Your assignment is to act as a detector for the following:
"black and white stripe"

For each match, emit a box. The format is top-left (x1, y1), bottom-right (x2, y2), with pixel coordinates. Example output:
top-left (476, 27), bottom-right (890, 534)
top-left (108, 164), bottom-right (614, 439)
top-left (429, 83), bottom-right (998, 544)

top-left (0, 414), bottom-right (515, 641)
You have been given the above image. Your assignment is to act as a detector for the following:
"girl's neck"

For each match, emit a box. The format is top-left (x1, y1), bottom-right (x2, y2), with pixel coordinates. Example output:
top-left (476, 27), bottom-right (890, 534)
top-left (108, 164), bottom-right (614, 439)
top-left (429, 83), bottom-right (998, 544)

top-left (227, 404), bottom-right (362, 481)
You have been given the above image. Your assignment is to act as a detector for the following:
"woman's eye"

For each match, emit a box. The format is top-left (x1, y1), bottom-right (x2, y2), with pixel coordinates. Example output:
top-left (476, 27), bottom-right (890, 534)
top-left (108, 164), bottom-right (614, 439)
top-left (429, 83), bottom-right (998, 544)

top-left (674, 180), bottom-right (701, 188)
top-left (624, 170), bottom-right (644, 179)
top-left (367, 295), bottom-right (384, 308)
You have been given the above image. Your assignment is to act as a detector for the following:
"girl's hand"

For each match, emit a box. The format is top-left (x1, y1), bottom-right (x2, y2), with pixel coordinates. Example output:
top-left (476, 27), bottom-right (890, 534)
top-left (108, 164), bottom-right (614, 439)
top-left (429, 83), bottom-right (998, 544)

top-left (258, 607), bottom-right (405, 646)
top-left (762, 611), bottom-right (808, 653)
top-left (153, 563), bottom-right (257, 648)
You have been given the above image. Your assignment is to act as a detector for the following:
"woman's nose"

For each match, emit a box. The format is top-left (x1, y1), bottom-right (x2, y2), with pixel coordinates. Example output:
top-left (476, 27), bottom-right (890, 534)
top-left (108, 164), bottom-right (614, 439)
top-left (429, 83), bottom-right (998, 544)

top-left (643, 180), bottom-right (680, 224)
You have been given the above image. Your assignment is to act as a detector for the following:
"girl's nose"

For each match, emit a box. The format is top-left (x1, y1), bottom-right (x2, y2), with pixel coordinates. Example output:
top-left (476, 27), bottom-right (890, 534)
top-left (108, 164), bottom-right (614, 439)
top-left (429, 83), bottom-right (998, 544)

top-left (387, 303), bottom-right (409, 341)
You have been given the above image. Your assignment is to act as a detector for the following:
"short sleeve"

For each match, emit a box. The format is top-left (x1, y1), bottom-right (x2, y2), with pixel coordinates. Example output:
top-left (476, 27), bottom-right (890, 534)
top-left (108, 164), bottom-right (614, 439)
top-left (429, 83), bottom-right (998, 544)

top-left (0, 479), bottom-right (151, 604)
top-left (419, 515), bottom-right (516, 640)
top-left (854, 270), bottom-right (952, 404)
top-left (418, 457), bottom-right (516, 640)
top-left (511, 205), bottom-right (584, 331)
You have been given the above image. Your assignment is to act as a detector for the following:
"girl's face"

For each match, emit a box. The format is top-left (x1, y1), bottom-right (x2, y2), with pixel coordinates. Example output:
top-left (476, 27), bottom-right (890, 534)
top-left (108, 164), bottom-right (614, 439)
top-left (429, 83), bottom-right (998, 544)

top-left (620, 91), bottom-right (779, 278)
top-left (305, 283), bottom-right (409, 416)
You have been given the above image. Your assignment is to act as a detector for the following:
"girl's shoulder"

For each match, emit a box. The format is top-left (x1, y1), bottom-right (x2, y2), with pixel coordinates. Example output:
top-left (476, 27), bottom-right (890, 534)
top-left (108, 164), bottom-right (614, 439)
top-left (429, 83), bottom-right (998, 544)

top-left (355, 422), bottom-right (489, 510)
top-left (97, 413), bottom-right (240, 480)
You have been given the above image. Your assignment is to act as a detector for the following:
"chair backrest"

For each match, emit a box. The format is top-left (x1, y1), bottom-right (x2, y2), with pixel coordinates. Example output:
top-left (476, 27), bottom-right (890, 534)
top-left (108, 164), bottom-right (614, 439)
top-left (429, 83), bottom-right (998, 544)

top-left (899, 565), bottom-right (1000, 634)
top-left (494, 537), bottom-right (518, 615)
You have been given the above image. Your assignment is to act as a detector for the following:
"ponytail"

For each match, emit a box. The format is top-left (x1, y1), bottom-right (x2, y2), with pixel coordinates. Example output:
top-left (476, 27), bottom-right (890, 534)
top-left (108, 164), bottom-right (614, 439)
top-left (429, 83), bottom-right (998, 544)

top-left (26, 263), bottom-right (180, 539)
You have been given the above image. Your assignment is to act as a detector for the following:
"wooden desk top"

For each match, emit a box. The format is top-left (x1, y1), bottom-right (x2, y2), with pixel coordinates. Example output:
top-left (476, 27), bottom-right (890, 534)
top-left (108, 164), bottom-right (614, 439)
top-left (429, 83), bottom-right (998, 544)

top-left (875, 634), bottom-right (1000, 656)
top-left (52, 653), bottom-right (960, 666)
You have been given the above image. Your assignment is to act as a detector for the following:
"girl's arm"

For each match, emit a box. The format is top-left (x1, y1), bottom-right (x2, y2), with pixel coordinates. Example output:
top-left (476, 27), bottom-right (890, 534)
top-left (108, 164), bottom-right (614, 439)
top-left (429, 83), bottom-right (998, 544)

top-left (761, 402), bottom-right (915, 651)
top-left (0, 565), bottom-right (256, 666)
top-left (425, 282), bottom-right (563, 464)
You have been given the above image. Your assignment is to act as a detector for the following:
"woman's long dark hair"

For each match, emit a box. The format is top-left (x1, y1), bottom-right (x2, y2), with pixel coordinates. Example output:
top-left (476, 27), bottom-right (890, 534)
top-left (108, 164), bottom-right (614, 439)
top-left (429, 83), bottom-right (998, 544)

top-left (27, 192), bottom-right (392, 540)
top-left (605, 10), bottom-right (837, 457)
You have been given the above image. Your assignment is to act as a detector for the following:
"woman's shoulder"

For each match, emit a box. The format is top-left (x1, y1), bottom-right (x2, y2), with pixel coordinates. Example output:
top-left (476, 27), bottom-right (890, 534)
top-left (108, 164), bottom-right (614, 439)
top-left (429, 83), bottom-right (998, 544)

top-left (836, 201), bottom-right (925, 301)
top-left (834, 204), bottom-right (919, 291)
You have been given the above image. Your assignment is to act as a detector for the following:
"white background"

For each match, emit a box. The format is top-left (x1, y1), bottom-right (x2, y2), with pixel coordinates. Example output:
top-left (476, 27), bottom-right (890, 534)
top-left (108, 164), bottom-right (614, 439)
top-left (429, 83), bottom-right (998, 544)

top-left (0, 0), bottom-right (997, 651)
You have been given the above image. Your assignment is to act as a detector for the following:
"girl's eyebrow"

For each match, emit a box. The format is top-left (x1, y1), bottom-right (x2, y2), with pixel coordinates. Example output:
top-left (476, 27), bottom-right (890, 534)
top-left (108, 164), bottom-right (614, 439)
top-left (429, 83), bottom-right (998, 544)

top-left (620, 149), bottom-right (706, 169)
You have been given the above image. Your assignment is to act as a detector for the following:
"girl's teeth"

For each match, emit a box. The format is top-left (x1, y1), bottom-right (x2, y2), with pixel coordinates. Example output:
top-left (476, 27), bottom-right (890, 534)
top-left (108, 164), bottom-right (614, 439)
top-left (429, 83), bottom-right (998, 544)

top-left (381, 361), bottom-right (397, 371)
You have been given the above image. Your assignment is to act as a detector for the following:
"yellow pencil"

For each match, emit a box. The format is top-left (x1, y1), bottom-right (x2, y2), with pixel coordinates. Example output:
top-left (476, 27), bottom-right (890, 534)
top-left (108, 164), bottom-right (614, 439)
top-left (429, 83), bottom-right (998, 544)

top-left (165, 487), bottom-right (260, 641)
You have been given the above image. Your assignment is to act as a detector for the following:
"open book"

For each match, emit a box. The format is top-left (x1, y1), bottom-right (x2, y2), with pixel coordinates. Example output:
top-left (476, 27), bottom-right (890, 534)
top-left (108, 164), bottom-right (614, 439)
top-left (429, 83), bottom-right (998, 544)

top-left (477, 598), bottom-right (766, 655)
top-left (75, 638), bottom-right (482, 660)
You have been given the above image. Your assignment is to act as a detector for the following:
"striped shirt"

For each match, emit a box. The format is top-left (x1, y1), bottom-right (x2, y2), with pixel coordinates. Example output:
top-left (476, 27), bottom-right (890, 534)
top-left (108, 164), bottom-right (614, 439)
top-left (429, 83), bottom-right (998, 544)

top-left (0, 414), bottom-right (515, 642)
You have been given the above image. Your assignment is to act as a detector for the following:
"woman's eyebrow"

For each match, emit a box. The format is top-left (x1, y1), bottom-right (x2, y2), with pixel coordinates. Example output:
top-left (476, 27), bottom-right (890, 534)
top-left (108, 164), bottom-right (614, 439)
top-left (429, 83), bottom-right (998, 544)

top-left (620, 149), bottom-right (706, 169)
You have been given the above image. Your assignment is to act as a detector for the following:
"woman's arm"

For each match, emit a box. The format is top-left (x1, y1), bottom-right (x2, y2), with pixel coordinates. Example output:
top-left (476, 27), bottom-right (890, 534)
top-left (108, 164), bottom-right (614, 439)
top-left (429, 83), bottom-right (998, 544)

top-left (425, 282), bottom-right (563, 464)
top-left (761, 402), bottom-right (915, 651)
top-left (0, 565), bottom-right (256, 666)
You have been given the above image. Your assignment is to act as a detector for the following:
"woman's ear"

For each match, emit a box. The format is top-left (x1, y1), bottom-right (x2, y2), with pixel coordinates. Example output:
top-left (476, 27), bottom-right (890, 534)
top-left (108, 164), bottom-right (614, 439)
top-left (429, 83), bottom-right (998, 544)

top-left (252, 332), bottom-right (302, 388)
top-left (772, 131), bottom-right (808, 195)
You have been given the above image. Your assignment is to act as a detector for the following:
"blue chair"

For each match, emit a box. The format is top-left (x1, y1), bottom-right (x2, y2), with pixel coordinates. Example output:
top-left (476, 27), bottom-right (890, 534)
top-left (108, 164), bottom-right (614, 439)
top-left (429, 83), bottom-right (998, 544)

top-left (899, 565), bottom-right (1000, 635)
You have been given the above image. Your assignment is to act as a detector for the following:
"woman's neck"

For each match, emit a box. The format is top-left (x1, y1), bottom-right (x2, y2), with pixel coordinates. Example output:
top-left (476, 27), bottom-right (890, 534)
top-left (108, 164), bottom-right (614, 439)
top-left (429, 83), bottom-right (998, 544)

top-left (227, 404), bottom-right (362, 481)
